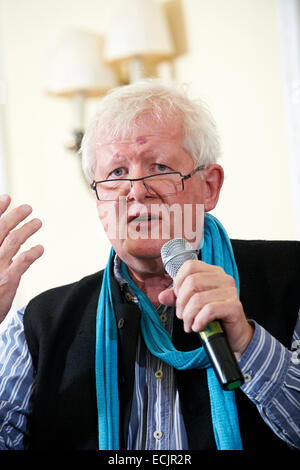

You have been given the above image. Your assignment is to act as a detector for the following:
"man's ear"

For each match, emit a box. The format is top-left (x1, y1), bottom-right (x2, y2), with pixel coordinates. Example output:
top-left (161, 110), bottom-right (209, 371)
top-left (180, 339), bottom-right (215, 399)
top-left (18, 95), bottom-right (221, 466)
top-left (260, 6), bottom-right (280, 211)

top-left (203, 164), bottom-right (224, 212)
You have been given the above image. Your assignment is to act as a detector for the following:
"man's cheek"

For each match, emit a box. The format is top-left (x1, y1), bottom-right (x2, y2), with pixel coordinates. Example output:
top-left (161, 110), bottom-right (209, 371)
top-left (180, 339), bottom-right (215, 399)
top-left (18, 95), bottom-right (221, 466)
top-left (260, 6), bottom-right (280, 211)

top-left (97, 202), bottom-right (118, 239)
top-left (97, 199), bottom-right (128, 241)
top-left (159, 202), bottom-right (204, 249)
top-left (183, 203), bottom-right (204, 249)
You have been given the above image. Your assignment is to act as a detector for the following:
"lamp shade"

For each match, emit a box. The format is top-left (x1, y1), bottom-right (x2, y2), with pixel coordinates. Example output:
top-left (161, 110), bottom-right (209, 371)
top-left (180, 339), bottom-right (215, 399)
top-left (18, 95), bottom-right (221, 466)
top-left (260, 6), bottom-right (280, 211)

top-left (45, 30), bottom-right (118, 98)
top-left (104, 0), bottom-right (174, 62)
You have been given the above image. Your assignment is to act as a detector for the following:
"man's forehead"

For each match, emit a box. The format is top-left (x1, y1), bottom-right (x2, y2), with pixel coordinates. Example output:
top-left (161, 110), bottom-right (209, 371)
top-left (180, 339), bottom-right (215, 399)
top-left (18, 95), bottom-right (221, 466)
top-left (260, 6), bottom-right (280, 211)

top-left (95, 133), bottom-right (180, 149)
top-left (96, 114), bottom-right (183, 147)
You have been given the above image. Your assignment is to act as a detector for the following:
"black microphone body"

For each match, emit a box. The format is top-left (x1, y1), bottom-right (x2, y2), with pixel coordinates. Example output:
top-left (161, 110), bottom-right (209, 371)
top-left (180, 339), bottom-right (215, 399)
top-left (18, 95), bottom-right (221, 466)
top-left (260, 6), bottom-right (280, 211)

top-left (161, 238), bottom-right (244, 391)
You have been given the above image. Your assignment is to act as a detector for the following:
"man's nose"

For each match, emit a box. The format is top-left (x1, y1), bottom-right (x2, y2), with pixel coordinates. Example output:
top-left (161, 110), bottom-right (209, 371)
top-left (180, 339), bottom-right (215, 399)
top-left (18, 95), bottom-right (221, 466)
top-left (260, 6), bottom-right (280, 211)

top-left (126, 179), bottom-right (149, 202)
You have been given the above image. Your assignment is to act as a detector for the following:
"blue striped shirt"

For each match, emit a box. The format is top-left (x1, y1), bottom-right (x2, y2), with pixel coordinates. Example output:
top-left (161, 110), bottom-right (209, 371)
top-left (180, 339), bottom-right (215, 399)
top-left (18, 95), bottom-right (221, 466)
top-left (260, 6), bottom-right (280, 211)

top-left (0, 274), bottom-right (300, 449)
top-left (113, 255), bottom-right (189, 449)
top-left (0, 306), bottom-right (34, 449)
top-left (239, 314), bottom-right (300, 447)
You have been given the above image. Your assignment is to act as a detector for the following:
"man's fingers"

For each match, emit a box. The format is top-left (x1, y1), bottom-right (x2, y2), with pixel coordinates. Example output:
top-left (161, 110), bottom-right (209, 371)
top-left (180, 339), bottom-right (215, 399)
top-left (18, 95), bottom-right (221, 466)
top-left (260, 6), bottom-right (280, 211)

top-left (180, 290), bottom-right (232, 332)
top-left (158, 287), bottom-right (176, 306)
top-left (190, 299), bottom-right (253, 355)
top-left (0, 203), bottom-right (33, 245)
top-left (0, 194), bottom-right (11, 216)
top-left (0, 196), bottom-right (44, 324)
top-left (173, 260), bottom-right (224, 294)
top-left (0, 218), bottom-right (42, 265)
top-left (9, 244), bottom-right (44, 278)
top-left (174, 270), bottom-right (235, 318)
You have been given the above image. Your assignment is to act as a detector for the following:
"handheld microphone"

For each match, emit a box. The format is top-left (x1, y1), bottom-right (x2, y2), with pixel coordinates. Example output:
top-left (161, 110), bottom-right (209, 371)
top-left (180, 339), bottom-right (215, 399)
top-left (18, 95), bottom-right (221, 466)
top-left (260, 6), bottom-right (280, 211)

top-left (161, 238), bottom-right (244, 391)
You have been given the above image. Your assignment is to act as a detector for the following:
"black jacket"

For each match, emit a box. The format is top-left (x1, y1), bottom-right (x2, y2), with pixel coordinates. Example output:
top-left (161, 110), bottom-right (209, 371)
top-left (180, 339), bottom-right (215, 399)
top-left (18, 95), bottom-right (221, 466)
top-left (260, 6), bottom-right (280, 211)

top-left (23, 240), bottom-right (300, 450)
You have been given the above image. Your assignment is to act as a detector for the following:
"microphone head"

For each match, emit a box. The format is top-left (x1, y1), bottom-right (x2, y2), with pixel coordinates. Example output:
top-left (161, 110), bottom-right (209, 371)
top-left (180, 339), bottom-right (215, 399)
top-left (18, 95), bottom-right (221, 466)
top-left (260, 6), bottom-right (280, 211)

top-left (161, 238), bottom-right (198, 279)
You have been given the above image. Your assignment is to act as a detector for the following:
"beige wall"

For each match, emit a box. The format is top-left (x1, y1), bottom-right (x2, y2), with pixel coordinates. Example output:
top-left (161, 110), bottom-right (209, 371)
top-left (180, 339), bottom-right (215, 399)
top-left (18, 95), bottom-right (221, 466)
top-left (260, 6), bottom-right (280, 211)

top-left (0, 0), bottom-right (298, 308)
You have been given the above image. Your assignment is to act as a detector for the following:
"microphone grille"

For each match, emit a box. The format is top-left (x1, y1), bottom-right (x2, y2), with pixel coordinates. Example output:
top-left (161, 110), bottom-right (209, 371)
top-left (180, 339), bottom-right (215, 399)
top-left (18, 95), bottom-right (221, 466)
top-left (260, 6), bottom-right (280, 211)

top-left (161, 238), bottom-right (198, 279)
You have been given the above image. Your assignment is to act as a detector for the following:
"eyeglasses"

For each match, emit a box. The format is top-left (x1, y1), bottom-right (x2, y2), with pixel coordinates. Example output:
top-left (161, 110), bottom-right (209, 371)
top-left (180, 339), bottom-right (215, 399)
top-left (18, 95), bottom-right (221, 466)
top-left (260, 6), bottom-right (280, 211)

top-left (90, 165), bottom-right (206, 201)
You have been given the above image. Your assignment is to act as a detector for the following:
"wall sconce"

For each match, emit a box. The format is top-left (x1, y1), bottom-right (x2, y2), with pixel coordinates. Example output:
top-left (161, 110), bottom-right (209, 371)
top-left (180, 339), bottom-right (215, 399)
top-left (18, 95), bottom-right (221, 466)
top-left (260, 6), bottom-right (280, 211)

top-left (44, 29), bottom-right (118, 152)
top-left (104, 0), bottom-right (175, 83)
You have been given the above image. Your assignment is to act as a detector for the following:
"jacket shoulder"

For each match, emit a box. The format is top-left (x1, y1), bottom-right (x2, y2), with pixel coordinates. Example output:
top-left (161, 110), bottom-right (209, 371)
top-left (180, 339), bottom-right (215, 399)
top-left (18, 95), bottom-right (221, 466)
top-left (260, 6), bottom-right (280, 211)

top-left (23, 270), bottom-right (104, 357)
top-left (231, 239), bottom-right (300, 344)
top-left (231, 238), bottom-right (300, 254)
top-left (231, 238), bottom-right (300, 275)
top-left (25, 270), bottom-right (104, 315)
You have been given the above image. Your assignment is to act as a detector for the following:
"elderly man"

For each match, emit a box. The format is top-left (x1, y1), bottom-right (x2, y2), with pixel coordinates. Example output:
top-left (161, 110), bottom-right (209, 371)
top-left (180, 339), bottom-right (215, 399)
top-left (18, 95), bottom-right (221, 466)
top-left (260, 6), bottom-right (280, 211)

top-left (0, 80), bottom-right (299, 451)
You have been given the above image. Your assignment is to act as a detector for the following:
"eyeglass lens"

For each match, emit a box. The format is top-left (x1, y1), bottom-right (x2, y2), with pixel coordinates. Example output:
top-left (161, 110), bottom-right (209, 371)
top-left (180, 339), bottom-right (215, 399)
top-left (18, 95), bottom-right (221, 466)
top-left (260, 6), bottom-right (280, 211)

top-left (96, 173), bottom-right (183, 201)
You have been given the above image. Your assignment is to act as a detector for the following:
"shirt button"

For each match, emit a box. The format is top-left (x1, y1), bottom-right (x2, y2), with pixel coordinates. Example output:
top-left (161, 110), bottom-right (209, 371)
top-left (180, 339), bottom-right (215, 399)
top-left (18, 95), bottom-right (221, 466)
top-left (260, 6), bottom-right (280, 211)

top-left (160, 313), bottom-right (167, 324)
top-left (153, 430), bottom-right (163, 440)
top-left (118, 318), bottom-right (125, 329)
top-left (125, 292), bottom-right (134, 302)
top-left (244, 372), bottom-right (252, 383)
top-left (154, 369), bottom-right (163, 379)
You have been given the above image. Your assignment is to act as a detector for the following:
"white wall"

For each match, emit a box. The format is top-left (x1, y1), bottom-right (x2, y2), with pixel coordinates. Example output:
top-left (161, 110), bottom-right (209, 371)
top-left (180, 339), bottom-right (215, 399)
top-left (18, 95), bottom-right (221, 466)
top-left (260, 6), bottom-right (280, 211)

top-left (174, 0), bottom-right (297, 242)
top-left (0, 0), bottom-right (298, 308)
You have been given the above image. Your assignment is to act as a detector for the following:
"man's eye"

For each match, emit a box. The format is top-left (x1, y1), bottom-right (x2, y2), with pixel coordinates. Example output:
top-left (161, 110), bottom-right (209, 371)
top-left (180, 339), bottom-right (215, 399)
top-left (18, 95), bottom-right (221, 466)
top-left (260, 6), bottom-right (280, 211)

top-left (110, 168), bottom-right (124, 178)
top-left (155, 164), bottom-right (169, 172)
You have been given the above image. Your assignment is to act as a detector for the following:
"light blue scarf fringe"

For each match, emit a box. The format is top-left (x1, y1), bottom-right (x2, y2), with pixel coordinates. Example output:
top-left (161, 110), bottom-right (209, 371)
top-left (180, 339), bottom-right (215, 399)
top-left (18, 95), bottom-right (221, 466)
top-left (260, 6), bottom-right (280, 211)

top-left (95, 213), bottom-right (243, 450)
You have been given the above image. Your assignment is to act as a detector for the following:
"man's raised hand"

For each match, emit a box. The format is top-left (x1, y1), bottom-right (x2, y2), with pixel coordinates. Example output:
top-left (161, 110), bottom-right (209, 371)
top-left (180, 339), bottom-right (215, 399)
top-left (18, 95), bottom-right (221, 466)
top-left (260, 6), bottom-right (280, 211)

top-left (0, 194), bottom-right (44, 323)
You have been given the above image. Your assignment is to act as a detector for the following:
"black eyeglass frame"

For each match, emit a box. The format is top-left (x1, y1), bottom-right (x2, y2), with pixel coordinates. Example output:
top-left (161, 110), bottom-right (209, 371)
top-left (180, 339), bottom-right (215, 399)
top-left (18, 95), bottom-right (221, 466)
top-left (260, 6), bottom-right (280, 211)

top-left (90, 164), bottom-right (206, 201)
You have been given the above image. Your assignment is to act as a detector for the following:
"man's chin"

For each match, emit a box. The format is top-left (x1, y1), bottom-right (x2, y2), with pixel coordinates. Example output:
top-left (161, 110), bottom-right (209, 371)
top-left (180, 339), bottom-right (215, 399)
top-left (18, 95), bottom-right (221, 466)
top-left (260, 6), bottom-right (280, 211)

top-left (125, 237), bottom-right (167, 259)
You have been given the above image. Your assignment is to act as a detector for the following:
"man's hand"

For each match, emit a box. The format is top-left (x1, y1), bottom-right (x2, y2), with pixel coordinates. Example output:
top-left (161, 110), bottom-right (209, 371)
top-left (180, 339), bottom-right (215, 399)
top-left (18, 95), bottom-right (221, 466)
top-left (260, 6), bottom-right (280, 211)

top-left (0, 194), bottom-right (44, 324)
top-left (158, 259), bottom-right (254, 358)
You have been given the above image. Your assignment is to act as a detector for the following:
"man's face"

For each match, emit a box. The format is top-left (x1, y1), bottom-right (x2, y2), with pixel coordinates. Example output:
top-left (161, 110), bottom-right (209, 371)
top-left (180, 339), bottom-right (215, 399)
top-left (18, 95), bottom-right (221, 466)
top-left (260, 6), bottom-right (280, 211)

top-left (94, 115), bottom-right (210, 275)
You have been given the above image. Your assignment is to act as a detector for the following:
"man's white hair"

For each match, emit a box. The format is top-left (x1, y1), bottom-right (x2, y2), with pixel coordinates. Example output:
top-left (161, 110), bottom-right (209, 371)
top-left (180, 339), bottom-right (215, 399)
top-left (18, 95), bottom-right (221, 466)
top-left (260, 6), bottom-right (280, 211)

top-left (80, 79), bottom-right (221, 181)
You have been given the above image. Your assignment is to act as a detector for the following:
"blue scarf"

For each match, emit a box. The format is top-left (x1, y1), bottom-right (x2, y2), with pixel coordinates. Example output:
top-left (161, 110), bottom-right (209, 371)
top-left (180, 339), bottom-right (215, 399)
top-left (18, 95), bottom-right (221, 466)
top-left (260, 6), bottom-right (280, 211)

top-left (95, 213), bottom-right (243, 450)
